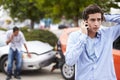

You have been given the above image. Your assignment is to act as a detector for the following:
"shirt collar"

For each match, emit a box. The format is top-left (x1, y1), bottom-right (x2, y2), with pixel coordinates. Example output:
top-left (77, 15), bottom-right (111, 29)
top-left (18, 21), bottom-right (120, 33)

top-left (96, 30), bottom-right (101, 38)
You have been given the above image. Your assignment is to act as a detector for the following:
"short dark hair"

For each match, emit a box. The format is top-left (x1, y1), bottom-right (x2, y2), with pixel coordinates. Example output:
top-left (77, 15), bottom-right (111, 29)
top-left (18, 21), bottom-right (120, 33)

top-left (13, 26), bottom-right (19, 32)
top-left (82, 4), bottom-right (104, 21)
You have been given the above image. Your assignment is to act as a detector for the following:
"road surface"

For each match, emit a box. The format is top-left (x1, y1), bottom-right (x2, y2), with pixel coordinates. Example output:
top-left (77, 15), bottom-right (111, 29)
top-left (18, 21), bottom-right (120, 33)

top-left (0, 64), bottom-right (65, 80)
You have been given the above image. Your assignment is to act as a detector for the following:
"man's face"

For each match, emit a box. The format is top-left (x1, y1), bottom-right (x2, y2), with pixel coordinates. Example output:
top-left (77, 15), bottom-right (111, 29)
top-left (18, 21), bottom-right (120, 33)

top-left (85, 13), bottom-right (102, 33)
top-left (14, 30), bottom-right (19, 36)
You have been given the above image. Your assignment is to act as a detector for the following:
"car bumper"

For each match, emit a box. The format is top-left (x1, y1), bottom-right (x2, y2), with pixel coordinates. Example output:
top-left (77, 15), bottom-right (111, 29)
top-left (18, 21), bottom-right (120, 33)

top-left (22, 51), bottom-right (56, 70)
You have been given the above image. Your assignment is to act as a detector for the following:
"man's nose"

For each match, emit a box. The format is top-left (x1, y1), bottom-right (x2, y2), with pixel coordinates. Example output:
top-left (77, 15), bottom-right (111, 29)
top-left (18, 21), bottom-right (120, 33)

top-left (95, 21), bottom-right (99, 26)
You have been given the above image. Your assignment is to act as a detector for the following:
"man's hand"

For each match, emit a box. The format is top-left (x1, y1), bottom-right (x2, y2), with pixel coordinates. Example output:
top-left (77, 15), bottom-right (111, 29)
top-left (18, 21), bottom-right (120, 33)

top-left (80, 21), bottom-right (88, 35)
top-left (24, 44), bottom-right (31, 58)
top-left (6, 33), bottom-right (14, 45)
top-left (27, 53), bottom-right (31, 58)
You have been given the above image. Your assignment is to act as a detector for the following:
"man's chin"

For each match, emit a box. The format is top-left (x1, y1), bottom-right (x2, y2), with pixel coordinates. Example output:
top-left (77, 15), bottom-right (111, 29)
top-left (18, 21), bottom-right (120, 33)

top-left (94, 29), bottom-right (99, 32)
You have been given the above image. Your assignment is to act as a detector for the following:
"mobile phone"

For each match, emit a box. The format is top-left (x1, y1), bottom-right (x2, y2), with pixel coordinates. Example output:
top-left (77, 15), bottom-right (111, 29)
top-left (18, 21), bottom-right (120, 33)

top-left (85, 21), bottom-right (88, 27)
top-left (85, 24), bottom-right (88, 27)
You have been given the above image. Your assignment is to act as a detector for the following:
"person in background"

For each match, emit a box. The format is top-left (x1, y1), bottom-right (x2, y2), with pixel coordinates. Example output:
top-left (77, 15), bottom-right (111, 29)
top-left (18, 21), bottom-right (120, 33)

top-left (6, 26), bottom-right (31, 80)
top-left (45, 18), bottom-right (52, 29)
top-left (58, 15), bottom-right (68, 29)
top-left (65, 4), bottom-right (120, 80)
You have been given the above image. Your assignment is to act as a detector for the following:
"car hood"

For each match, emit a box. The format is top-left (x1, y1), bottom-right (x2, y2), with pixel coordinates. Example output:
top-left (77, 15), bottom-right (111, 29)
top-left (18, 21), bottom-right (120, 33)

top-left (23, 41), bottom-right (53, 54)
top-left (0, 41), bottom-right (53, 55)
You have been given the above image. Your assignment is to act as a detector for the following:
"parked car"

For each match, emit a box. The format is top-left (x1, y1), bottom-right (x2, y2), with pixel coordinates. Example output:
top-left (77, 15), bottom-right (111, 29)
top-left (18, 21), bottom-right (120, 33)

top-left (0, 30), bottom-right (56, 74)
top-left (55, 28), bottom-right (120, 80)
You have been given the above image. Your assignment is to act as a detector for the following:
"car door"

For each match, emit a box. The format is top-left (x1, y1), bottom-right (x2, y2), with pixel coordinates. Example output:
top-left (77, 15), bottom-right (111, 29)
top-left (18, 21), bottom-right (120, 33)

top-left (113, 36), bottom-right (120, 80)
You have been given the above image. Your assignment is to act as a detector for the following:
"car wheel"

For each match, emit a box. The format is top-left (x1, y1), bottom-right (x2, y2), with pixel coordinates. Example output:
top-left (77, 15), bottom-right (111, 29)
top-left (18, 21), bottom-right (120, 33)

top-left (1, 56), bottom-right (8, 74)
top-left (61, 63), bottom-right (75, 80)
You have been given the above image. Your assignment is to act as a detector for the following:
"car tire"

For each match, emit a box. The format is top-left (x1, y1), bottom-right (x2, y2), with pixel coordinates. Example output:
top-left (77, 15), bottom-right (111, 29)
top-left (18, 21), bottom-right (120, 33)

top-left (61, 63), bottom-right (75, 80)
top-left (1, 56), bottom-right (8, 74)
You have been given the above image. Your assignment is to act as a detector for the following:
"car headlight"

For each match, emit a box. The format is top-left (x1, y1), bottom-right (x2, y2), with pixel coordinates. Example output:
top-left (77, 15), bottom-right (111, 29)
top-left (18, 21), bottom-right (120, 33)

top-left (22, 52), bottom-right (37, 59)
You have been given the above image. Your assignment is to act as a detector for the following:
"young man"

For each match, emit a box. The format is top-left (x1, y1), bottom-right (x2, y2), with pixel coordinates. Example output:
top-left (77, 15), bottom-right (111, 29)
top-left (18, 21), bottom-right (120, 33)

top-left (65, 4), bottom-right (120, 80)
top-left (6, 27), bottom-right (31, 80)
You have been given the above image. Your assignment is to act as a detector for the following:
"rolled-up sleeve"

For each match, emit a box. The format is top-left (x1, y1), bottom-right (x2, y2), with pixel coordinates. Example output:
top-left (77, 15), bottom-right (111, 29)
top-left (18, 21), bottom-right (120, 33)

top-left (104, 14), bottom-right (120, 24)
top-left (104, 14), bottom-right (120, 40)
top-left (20, 32), bottom-right (26, 44)
top-left (65, 32), bottom-right (87, 66)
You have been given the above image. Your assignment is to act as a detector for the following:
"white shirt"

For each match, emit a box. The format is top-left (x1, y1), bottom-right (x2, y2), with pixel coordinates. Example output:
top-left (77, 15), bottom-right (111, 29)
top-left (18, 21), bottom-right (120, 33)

top-left (6, 30), bottom-right (26, 51)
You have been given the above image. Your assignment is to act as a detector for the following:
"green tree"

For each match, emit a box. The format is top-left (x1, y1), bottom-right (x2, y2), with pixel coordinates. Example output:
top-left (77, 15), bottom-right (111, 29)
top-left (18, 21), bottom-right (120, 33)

top-left (2, 0), bottom-right (43, 29)
top-left (93, 0), bottom-right (120, 12)
top-left (44, 0), bottom-right (104, 26)
top-left (49, 0), bottom-right (119, 26)
top-left (37, 0), bottom-right (94, 26)
top-left (107, 0), bottom-right (120, 9)
top-left (1, 0), bottom-right (120, 28)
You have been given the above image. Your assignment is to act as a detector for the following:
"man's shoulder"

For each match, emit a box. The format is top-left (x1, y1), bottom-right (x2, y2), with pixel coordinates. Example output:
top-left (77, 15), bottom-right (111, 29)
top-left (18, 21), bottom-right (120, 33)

top-left (19, 31), bottom-right (23, 34)
top-left (6, 30), bottom-right (12, 35)
top-left (69, 30), bottom-right (81, 38)
top-left (18, 31), bottom-right (24, 36)
top-left (99, 25), bottom-right (110, 32)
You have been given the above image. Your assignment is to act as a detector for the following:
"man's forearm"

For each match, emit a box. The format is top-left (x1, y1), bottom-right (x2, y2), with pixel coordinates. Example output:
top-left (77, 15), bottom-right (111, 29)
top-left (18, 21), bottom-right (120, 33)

top-left (6, 34), bottom-right (14, 45)
top-left (104, 14), bottom-right (120, 23)
top-left (24, 43), bottom-right (31, 58)
top-left (6, 38), bottom-right (12, 45)
top-left (65, 33), bottom-right (87, 66)
top-left (24, 44), bottom-right (28, 53)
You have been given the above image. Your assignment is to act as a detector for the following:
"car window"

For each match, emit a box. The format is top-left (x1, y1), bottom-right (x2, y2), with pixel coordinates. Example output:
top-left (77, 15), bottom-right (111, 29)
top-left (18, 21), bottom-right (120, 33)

top-left (113, 36), bottom-right (120, 50)
top-left (0, 34), bottom-right (6, 47)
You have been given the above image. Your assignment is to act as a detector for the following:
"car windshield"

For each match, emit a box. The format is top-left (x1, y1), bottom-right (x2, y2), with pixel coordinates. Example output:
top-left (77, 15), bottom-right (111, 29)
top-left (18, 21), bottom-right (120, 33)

top-left (113, 36), bottom-right (120, 50)
top-left (0, 31), bottom-right (6, 47)
top-left (0, 40), bottom-right (6, 47)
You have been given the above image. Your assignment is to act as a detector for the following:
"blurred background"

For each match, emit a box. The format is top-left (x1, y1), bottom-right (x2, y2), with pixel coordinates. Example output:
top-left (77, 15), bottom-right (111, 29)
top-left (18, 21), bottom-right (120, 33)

top-left (0, 0), bottom-right (120, 30)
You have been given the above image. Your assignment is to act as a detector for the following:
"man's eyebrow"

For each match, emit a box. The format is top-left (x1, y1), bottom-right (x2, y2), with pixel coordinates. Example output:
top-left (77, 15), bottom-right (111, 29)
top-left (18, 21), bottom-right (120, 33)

top-left (90, 18), bottom-right (96, 21)
top-left (90, 18), bottom-right (101, 20)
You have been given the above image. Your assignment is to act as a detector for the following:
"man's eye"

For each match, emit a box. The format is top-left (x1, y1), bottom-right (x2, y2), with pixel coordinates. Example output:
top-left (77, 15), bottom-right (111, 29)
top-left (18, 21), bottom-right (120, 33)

top-left (97, 18), bottom-right (101, 21)
top-left (91, 19), bottom-right (95, 21)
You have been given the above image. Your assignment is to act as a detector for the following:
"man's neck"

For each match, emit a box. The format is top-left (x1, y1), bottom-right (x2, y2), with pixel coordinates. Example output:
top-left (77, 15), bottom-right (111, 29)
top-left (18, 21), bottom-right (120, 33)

top-left (88, 31), bottom-right (97, 38)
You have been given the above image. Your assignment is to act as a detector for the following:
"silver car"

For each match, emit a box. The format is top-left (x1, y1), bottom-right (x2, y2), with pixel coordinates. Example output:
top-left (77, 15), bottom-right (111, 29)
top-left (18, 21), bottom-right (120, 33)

top-left (0, 30), bottom-right (56, 74)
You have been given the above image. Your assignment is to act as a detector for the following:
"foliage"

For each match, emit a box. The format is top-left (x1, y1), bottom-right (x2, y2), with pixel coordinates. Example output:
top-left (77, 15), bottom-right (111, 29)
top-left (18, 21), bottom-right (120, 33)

top-left (0, 28), bottom-right (7, 31)
top-left (2, 0), bottom-right (42, 29)
top-left (1, 0), bottom-right (120, 27)
top-left (107, 0), bottom-right (120, 9)
top-left (35, 0), bottom-right (120, 20)
top-left (94, 0), bottom-right (120, 12)
top-left (20, 27), bottom-right (58, 47)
